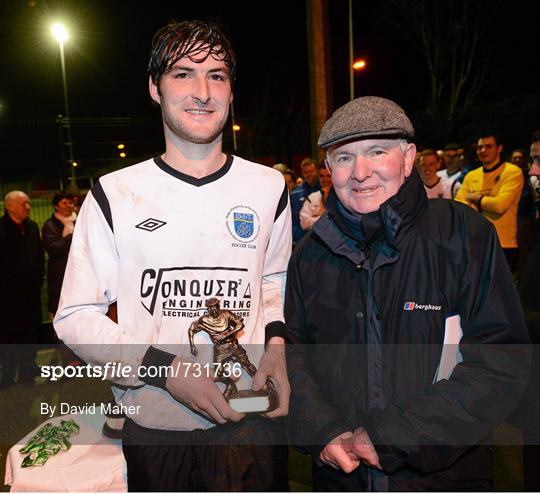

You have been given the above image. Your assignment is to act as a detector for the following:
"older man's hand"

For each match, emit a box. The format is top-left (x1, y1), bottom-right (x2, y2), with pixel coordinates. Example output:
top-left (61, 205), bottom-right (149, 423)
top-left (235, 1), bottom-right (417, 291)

top-left (319, 431), bottom-right (361, 473)
top-left (341, 427), bottom-right (382, 470)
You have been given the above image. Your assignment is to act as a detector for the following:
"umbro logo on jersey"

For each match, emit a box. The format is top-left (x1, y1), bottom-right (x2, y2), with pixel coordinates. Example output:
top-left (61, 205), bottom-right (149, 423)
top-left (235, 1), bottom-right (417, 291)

top-left (403, 301), bottom-right (442, 311)
top-left (135, 218), bottom-right (167, 232)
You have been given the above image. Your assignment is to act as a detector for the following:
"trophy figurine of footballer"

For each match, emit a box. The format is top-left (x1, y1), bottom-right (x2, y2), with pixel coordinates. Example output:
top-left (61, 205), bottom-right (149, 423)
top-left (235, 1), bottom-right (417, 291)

top-left (188, 298), bottom-right (277, 414)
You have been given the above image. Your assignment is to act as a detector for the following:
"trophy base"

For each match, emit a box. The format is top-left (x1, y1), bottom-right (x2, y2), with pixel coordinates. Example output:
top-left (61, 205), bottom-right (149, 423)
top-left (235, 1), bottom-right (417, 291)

top-left (227, 389), bottom-right (278, 414)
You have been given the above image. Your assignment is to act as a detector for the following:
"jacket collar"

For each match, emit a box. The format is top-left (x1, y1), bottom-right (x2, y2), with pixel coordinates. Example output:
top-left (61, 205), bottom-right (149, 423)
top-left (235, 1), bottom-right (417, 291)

top-left (313, 168), bottom-right (427, 265)
top-left (2, 212), bottom-right (28, 227)
top-left (381, 167), bottom-right (428, 241)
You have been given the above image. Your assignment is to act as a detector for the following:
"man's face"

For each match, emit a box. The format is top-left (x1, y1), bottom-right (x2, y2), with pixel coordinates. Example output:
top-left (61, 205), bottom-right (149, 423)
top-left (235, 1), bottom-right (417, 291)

top-left (511, 151), bottom-right (526, 168)
top-left (283, 173), bottom-right (294, 192)
top-left (302, 164), bottom-right (318, 186)
top-left (318, 167), bottom-right (332, 188)
top-left (419, 154), bottom-right (439, 180)
top-left (445, 154), bottom-right (463, 174)
top-left (55, 198), bottom-right (74, 218)
top-left (326, 139), bottom-right (415, 215)
top-left (529, 142), bottom-right (540, 177)
top-left (444, 149), bottom-right (457, 160)
top-left (7, 193), bottom-right (31, 223)
top-left (477, 137), bottom-right (502, 166)
top-left (149, 49), bottom-right (232, 145)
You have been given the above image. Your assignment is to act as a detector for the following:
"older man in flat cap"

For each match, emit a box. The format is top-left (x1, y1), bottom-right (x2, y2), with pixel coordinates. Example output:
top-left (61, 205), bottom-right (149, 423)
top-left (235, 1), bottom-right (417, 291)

top-left (285, 96), bottom-right (530, 491)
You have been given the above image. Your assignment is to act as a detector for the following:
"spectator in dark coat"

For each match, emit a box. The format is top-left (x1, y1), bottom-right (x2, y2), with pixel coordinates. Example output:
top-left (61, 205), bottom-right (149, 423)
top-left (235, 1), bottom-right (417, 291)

top-left (0, 191), bottom-right (44, 387)
top-left (42, 193), bottom-right (76, 315)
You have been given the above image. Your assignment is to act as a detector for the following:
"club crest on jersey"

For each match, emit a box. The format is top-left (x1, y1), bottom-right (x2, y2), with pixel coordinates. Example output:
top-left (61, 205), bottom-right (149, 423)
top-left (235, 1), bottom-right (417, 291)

top-left (234, 213), bottom-right (254, 238)
top-left (226, 206), bottom-right (260, 247)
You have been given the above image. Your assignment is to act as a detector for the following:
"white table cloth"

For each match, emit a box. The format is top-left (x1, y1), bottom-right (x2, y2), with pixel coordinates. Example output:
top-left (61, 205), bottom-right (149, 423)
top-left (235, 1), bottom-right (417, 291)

top-left (5, 412), bottom-right (126, 492)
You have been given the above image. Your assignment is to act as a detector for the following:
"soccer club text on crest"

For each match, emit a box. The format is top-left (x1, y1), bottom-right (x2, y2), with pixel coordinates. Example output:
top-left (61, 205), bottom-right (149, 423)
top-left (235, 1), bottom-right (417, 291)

top-left (226, 206), bottom-right (260, 249)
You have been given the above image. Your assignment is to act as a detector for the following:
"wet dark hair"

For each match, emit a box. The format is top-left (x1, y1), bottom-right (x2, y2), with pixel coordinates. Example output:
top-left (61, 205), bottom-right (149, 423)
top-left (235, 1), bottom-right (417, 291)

top-left (52, 192), bottom-right (73, 207)
top-left (148, 20), bottom-right (236, 87)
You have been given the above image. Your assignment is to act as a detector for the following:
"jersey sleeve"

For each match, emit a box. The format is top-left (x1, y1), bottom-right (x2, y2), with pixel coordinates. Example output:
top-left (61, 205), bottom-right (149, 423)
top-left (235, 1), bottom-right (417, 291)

top-left (261, 183), bottom-right (292, 341)
top-left (54, 185), bottom-right (149, 386)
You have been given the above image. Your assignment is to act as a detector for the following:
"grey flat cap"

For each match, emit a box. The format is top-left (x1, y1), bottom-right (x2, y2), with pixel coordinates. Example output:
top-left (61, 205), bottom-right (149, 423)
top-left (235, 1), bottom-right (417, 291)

top-left (318, 96), bottom-right (414, 149)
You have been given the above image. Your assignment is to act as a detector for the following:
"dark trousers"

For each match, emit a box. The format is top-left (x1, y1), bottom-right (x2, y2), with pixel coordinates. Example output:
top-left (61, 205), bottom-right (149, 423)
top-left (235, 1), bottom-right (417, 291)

top-left (122, 417), bottom-right (289, 492)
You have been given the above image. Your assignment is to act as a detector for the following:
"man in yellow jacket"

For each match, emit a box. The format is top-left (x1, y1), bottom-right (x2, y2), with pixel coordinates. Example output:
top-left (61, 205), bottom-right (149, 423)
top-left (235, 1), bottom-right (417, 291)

top-left (456, 134), bottom-right (523, 266)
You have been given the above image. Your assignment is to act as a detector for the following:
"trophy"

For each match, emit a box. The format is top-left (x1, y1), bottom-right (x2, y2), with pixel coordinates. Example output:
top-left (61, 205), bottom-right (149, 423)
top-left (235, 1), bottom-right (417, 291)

top-left (188, 298), bottom-right (278, 414)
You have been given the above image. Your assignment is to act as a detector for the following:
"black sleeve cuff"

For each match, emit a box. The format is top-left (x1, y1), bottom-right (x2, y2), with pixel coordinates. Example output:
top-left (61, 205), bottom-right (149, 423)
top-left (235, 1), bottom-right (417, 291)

top-left (140, 346), bottom-right (176, 389)
top-left (306, 420), bottom-right (352, 460)
top-left (265, 321), bottom-right (287, 344)
top-left (365, 414), bottom-right (406, 474)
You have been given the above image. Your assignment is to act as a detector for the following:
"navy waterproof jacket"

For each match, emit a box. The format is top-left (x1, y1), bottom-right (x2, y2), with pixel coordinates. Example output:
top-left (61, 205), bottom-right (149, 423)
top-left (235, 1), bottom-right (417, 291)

top-left (285, 169), bottom-right (531, 491)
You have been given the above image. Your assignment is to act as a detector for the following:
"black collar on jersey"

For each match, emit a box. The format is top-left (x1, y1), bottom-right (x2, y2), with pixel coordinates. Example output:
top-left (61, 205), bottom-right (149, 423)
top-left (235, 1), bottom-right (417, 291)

top-left (424, 177), bottom-right (441, 189)
top-left (154, 154), bottom-right (233, 186)
top-left (482, 161), bottom-right (504, 173)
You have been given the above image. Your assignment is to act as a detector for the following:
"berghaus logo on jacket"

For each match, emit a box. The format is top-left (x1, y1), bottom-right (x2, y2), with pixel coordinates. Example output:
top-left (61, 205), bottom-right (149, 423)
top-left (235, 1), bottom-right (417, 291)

top-left (403, 301), bottom-right (442, 311)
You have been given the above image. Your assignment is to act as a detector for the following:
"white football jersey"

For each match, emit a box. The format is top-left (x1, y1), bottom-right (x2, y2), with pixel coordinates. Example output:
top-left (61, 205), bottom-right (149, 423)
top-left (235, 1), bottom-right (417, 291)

top-left (55, 155), bottom-right (292, 430)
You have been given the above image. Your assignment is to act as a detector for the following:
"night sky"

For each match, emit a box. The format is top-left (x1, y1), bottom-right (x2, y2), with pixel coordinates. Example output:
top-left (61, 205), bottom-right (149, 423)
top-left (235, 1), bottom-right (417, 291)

top-left (0, 0), bottom-right (538, 181)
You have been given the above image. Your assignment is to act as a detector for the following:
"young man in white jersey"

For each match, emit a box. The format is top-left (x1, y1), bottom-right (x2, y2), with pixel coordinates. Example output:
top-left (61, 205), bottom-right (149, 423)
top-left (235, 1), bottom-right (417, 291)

top-left (417, 149), bottom-right (453, 199)
top-left (55, 20), bottom-right (291, 491)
